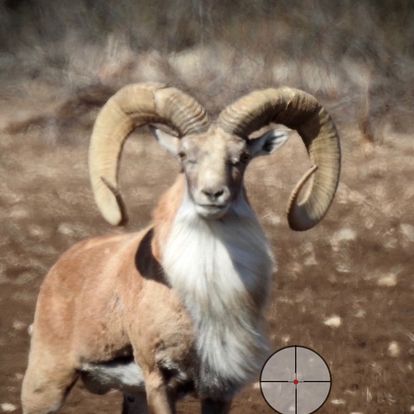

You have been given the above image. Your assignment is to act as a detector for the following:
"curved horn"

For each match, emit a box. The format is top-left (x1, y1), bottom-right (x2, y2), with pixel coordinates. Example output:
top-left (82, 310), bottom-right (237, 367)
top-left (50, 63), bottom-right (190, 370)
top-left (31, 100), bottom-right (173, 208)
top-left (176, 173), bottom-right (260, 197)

top-left (217, 87), bottom-right (340, 231)
top-left (89, 82), bottom-right (208, 225)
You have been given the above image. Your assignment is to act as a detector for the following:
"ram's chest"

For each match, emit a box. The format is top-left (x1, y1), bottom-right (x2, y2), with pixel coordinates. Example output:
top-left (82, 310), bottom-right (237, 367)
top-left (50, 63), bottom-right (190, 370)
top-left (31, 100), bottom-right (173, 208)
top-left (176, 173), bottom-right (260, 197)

top-left (162, 206), bottom-right (274, 397)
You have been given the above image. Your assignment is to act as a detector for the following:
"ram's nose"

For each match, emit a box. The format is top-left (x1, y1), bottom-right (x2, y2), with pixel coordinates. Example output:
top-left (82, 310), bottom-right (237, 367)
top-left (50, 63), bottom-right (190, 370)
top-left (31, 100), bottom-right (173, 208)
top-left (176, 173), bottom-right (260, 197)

top-left (201, 186), bottom-right (230, 204)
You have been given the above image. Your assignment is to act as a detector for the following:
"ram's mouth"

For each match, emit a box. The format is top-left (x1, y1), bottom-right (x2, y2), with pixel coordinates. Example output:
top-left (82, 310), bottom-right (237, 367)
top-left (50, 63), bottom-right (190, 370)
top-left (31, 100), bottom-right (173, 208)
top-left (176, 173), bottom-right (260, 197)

top-left (195, 203), bottom-right (229, 219)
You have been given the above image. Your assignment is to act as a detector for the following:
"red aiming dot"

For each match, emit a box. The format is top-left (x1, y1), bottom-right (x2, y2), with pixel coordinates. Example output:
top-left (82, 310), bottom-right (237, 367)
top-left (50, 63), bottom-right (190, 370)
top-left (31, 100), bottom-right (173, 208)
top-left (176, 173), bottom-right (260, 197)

top-left (293, 379), bottom-right (299, 385)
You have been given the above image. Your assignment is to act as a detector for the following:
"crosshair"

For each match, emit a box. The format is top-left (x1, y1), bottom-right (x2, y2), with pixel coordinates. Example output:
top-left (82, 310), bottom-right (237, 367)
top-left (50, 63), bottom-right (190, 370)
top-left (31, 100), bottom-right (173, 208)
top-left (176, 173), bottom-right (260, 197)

top-left (260, 346), bottom-right (332, 414)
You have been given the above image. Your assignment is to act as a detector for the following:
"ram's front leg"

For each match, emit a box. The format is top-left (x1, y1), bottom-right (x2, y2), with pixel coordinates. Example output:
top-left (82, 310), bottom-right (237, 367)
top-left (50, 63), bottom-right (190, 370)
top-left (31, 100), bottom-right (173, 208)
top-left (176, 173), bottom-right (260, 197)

top-left (201, 399), bottom-right (232, 414)
top-left (144, 369), bottom-right (175, 414)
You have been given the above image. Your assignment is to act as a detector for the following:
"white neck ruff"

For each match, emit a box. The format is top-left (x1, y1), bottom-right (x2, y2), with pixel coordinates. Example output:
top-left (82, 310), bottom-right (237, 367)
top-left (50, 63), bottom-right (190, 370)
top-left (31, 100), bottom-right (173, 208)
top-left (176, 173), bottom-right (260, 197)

top-left (162, 190), bottom-right (274, 395)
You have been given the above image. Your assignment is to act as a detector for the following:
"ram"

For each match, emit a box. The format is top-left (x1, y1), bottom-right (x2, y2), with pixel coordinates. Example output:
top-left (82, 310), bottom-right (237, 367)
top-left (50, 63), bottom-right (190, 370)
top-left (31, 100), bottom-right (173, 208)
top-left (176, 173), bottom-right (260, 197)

top-left (22, 83), bottom-right (340, 414)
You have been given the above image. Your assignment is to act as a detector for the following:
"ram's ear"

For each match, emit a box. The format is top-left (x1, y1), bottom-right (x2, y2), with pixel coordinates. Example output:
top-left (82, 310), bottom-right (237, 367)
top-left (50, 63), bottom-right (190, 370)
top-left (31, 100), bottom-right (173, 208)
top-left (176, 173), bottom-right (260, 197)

top-left (150, 126), bottom-right (180, 155)
top-left (249, 130), bottom-right (289, 157)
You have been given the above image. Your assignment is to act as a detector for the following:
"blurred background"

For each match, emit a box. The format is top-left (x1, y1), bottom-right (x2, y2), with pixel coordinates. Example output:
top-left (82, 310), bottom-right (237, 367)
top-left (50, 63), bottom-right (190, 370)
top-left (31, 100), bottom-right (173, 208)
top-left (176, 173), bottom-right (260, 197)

top-left (0, 1), bottom-right (413, 413)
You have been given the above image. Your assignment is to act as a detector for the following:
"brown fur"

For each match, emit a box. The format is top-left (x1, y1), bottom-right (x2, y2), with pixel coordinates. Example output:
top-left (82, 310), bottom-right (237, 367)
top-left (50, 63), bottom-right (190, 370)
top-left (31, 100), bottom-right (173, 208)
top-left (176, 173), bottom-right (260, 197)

top-left (21, 177), bottom-right (205, 414)
top-left (152, 175), bottom-right (186, 261)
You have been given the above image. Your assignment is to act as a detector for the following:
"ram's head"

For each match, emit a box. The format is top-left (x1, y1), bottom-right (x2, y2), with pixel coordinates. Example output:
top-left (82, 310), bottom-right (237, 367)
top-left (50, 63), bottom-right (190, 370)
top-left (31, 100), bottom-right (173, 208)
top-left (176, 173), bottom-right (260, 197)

top-left (89, 83), bottom-right (341, 230)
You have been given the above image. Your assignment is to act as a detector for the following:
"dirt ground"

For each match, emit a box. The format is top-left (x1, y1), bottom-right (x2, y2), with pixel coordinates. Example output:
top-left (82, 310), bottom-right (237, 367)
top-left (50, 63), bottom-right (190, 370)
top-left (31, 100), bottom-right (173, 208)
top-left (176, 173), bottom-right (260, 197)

top-left (0, 86), bottom-right (413, 414)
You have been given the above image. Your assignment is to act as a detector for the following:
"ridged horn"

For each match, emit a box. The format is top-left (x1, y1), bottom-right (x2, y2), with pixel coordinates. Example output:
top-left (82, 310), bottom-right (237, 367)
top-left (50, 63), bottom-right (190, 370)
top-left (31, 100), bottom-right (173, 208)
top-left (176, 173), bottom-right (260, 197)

top-left (217, 87), bottom-right (341, 231)
top-left (89, 82), bottom-right (208, 225)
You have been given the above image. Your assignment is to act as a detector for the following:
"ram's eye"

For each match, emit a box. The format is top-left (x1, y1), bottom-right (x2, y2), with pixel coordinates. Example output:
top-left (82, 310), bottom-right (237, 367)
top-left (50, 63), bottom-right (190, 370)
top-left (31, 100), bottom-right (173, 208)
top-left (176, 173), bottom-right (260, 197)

top-left (230, 152), bottom-right (250, 166)
top-left (178, 152), bottom-right (186, 160)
